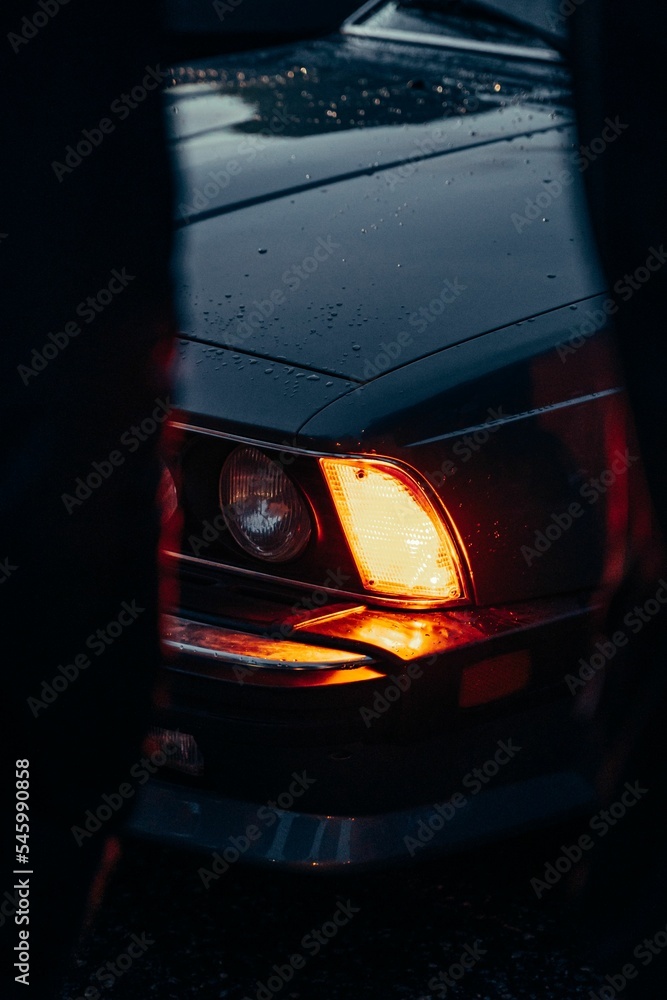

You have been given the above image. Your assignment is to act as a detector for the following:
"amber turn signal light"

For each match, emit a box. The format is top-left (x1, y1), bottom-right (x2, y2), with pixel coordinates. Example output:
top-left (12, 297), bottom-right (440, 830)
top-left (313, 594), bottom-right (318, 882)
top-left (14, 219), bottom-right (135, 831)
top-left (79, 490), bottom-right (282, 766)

top-left (319, 458), bottom-right (466, 604)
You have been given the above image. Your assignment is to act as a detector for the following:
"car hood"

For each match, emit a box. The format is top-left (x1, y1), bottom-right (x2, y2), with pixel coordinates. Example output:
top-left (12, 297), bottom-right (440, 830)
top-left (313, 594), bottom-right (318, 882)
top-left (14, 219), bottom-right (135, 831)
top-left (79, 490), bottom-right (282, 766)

top-left (169, 36), bottom-right (603, 385)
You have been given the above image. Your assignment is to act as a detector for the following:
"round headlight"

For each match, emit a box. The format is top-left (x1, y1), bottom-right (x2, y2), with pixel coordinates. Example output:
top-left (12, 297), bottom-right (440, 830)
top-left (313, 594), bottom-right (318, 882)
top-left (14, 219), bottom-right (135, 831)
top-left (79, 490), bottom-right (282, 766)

top-left (219, 446), bottom-right (312, 562)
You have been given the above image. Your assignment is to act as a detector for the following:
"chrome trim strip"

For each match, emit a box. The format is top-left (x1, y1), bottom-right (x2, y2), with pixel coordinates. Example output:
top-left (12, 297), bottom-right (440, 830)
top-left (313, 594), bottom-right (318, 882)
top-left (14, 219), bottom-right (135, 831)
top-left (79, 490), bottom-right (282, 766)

top-left (162, 614), bottom-right (373, 670)
top-left (170, 420), bottom-right (334, 457)
top-left (341, 0), bottom-right (387, 28)
top-left (341, 23), bottom-right (562, 63)
top-left (164, 549), bottom-right (470, 611)
top-left (410, 387), bottom-right (623, 447)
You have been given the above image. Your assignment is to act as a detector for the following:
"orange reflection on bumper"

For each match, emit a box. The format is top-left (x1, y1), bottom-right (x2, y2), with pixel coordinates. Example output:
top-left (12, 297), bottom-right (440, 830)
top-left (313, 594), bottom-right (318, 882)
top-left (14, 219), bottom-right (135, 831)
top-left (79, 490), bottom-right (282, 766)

top-left (459, 650), bottom-right (531, 707)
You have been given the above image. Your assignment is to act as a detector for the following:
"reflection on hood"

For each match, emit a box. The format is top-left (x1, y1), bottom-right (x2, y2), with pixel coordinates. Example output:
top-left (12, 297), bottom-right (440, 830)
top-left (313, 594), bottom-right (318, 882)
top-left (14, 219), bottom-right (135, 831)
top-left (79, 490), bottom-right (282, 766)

top-left (169, 36), bottom-right (570, 141)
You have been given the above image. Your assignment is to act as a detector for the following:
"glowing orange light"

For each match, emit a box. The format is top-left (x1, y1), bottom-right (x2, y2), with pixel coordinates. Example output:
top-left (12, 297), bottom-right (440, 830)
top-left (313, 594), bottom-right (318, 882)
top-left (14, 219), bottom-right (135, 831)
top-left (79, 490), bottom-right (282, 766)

top-left (319, 458), bottom-right (465, 603)
top-left (163, 615), bottom-right (370, 670)
top-left (338, 617), bottom-right (431, 658)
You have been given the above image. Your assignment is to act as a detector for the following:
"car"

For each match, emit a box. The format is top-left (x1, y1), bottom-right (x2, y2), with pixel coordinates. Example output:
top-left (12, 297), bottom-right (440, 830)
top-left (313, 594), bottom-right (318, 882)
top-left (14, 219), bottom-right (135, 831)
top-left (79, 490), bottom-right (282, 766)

top-left (128, 0), bottom-right (658, 871)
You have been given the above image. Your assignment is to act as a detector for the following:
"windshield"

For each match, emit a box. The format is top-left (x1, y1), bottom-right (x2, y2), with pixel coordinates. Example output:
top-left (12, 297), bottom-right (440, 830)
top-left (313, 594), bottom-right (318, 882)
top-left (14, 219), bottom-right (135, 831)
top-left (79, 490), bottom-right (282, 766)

top-left (349, 0), bottom-right (566, 54)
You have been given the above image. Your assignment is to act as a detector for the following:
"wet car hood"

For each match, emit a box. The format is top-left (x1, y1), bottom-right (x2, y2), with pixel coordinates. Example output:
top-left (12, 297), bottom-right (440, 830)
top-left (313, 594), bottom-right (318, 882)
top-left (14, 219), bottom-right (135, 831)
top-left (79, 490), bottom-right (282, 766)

top-left (168, 36), bottom-right (604, 385)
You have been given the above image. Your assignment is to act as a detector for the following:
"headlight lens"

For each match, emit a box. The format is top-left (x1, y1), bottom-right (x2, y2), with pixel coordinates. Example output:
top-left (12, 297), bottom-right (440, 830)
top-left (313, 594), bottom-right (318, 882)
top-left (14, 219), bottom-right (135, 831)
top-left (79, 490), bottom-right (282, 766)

top-left (219, 446), bottom-right (312, 562)
top-left (320, 457), bottom-right (465, 603)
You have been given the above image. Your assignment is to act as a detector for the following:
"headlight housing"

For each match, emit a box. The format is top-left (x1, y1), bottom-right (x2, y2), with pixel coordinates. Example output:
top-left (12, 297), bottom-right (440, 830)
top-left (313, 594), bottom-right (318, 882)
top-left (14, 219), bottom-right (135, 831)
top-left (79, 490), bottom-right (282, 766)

top-left (320, 457), bottom-right (466, 603)
top-left (219, 446), bottom-right (312, 562)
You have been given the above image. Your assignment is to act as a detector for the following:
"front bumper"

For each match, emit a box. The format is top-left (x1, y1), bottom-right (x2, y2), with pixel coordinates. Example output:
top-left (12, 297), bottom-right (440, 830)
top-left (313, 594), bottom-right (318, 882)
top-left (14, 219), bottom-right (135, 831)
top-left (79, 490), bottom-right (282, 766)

top-left (127, 707), bottom-right (595, 871)
top-left (127, 574), bottom-right (603, 868)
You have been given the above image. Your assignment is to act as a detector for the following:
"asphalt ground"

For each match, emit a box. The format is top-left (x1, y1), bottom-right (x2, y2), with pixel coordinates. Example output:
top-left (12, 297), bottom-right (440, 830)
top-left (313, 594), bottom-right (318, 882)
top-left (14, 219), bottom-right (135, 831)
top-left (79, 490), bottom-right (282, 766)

top-left (59, 827), bottom-right (614, 1000)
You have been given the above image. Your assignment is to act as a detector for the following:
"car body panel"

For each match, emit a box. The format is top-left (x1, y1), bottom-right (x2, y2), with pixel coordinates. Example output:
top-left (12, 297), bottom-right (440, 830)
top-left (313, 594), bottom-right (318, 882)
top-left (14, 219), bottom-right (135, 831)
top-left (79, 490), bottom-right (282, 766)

top-left (172, 308), bottom-right (629, 609)
top-left (129, 766), bottom-right (593, 871)
top-left (175, 123), bottom-right (603, 383)
top-left (173, 339), bottom-right (357, 441)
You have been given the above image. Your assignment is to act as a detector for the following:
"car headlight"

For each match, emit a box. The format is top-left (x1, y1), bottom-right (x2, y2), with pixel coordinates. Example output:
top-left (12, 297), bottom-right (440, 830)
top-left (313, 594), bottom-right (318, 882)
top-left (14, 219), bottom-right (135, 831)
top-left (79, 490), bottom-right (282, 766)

top-left (219, 446), bottom-right (312, 562)
top-left (319, 457), bottom-right (466, 603)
